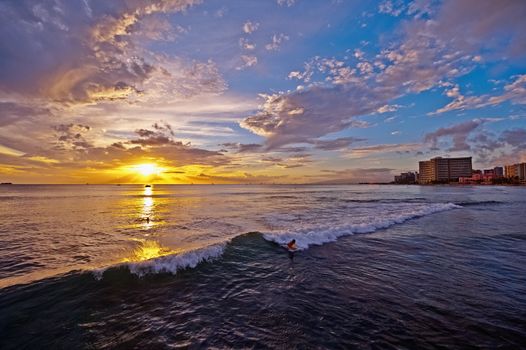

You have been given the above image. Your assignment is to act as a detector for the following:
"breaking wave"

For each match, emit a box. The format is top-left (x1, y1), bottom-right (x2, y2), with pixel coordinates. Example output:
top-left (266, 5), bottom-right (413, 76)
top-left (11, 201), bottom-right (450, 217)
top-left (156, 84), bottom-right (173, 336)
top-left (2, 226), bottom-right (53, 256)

top-left (93, 202), bottom-right (460, 280)
top-left (93, 244), bottom-right (225, 280)
top-left (263, 203), bottom-right (461, 249)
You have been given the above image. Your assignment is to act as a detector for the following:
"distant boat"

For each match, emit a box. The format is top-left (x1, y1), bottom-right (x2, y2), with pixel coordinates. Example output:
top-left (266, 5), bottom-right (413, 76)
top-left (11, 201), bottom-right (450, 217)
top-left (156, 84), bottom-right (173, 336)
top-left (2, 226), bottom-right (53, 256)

top-left (144, 184), bottom-right (152, 188)
top-left (0, 182), bottom-right (13, 185)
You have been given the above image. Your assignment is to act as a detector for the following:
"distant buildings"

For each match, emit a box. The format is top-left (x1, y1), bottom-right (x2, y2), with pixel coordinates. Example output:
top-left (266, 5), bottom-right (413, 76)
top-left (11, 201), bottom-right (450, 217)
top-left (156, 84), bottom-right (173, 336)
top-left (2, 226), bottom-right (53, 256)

top-left (505, 164), bottom-right (518, 178)
top-left (493, 167), bottom-right (504, 177)
top-left (394, 172), bottom-right (418, 184)
top-left (403, 157), bottom-right (524, 185)
top-left (459, 167), bottom-right (503, 184)
top-left (504, 162), bottom-right (526, 181)
top-left (418, 157), bottom-right (472, 184)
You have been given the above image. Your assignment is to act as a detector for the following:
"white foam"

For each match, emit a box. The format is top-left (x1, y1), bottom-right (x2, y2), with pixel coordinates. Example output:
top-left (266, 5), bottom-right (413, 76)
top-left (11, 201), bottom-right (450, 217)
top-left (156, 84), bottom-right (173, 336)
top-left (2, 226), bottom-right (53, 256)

top-left (93, 243), bottom-right (225, 279)
top-left (263, 202), bottom-right (461, 250)
top-left (92, 202), bottom-right (461, 279)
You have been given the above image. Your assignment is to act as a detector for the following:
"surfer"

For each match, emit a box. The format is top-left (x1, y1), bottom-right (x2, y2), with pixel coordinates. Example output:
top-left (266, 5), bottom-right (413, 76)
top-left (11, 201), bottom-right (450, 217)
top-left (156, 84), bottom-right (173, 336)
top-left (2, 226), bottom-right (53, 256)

top-left (146, 217), bottom-right (150, 224)
top-left (287, 239), bottom-right (297, 260)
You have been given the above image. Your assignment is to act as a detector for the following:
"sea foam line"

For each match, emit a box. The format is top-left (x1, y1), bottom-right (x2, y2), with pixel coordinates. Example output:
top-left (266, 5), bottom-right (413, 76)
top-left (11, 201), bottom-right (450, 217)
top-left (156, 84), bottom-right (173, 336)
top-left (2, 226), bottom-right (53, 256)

top-left (263, 202), bottom-right (461, 250)
top-left (93, 202), bottom-right (460, 279)
top-left (93, 243), bottom-right (225, 279)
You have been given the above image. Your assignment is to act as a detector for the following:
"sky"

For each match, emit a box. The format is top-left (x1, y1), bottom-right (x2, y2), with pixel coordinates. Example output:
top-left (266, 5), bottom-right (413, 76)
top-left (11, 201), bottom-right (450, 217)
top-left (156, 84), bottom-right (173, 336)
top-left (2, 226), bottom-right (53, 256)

top-left (0, 0), bottom-right (525, 184)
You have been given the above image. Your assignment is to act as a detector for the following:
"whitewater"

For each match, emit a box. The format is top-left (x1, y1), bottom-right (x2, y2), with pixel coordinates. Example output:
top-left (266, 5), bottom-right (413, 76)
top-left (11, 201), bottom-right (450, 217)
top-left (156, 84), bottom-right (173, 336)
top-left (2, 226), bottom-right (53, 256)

top-left (0, 185), bottom-right (469, 287)
top-left (94, 201), bottom-right (461, 279)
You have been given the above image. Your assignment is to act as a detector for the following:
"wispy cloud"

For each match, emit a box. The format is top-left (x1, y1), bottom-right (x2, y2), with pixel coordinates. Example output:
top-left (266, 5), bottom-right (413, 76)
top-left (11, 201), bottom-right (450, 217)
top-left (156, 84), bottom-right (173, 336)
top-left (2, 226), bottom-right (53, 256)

top-left (242, 21), bottom-right (260, 34)
top-left (265, 33), bottom-right (289, 51)
top-left (277, 0), bottom-right (296, 7)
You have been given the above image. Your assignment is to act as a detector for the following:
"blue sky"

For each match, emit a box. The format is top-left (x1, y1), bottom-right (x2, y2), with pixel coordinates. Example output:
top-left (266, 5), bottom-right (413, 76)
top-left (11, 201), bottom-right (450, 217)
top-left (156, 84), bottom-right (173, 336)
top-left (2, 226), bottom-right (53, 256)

top-left (0, 0), bottom-right (525, 183)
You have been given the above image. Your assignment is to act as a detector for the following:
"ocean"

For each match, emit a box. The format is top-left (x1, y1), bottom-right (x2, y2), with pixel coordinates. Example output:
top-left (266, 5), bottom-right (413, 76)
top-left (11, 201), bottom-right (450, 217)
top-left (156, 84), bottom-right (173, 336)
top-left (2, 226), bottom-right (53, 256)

top-left (0, 184), bottom-right (525, 349)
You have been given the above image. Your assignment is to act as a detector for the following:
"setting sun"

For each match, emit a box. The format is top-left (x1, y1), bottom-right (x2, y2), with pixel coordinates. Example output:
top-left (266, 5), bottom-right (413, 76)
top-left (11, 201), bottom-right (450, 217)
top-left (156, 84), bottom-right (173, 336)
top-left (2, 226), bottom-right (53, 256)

top-left (134, 163), bottom-right (160, 177)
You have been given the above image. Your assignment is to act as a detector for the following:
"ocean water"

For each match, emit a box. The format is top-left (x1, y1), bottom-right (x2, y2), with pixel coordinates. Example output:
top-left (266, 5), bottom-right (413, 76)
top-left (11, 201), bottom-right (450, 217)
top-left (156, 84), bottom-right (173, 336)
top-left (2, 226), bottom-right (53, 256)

top-left (0, 184), bottom-right (525, 348)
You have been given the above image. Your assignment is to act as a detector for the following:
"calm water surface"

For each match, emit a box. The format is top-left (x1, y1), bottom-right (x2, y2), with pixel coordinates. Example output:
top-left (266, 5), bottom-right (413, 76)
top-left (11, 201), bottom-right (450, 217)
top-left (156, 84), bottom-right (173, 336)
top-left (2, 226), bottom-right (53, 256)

top-left (0, 185), bottom-right (525, 348)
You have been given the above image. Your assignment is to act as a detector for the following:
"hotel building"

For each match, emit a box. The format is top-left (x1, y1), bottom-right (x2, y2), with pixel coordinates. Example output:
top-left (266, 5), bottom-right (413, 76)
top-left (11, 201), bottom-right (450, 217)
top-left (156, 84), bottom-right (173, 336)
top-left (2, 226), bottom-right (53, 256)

top-left (505, 163), bottom-right (526, 180)
top-left (418, 157), bottom-right (472, 184)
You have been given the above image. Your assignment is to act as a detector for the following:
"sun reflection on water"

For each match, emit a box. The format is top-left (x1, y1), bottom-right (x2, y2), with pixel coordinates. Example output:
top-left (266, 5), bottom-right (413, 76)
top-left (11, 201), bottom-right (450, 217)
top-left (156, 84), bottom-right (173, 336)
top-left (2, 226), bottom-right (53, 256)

top-left (142, 186), bottom-right (154, 229)
top-left (122, 240), bottom-right (178, 262)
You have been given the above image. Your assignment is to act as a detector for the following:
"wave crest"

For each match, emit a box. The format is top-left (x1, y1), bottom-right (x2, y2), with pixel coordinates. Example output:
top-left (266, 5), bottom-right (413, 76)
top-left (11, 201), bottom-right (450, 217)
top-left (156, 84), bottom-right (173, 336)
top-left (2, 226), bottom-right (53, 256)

top-left (93, 244), bottom-right (225, 279)
top-left (94, 203), bottom-right (460, 279)
top-left (263, 203), bottom-right (460, 249)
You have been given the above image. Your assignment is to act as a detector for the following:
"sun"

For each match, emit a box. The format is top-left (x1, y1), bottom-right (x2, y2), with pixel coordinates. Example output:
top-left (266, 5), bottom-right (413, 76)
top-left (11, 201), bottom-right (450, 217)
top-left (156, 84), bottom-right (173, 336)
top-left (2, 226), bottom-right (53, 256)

top-left (134, 163), bottom-right (159, 177)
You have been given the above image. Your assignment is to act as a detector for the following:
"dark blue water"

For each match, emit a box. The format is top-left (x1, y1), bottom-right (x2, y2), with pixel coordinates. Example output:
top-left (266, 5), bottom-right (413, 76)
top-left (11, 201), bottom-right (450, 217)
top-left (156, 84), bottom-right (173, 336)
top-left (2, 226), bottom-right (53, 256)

top-left (1, 185), bottom-right (525, 348)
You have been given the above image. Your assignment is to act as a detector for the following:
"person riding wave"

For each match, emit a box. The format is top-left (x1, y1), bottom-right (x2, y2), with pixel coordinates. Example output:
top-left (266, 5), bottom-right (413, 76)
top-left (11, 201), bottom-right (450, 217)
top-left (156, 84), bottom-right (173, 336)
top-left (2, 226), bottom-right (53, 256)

top-left (287, 239), bottom-right (297, 260)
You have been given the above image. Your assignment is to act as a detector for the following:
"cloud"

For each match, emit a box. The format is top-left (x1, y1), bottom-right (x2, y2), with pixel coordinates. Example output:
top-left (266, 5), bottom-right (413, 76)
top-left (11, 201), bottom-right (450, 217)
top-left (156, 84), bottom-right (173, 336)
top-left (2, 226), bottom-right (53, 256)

top-left (277, 0), bottom-right (296, 7)
top-left (188, 172), bottom-right (287, 184)
top-left (220, 143), bottom-right (263, 153)
top-left (376, 20), bottom-right (473, 94)
top-left (240, 8), bottom-right (479, 148)
top-left (344, 143), bottom-right (421, 158)
top-left (431, 75), bottom-right (526, 114)
top-left (17, 121), bottom-right (232, 179)
top-left (486, 74), bottom-right (526, 106)
top-left (313, 137), bottom-right (365, 151)
top-left (242, 21), bottom-right (259, 34)
top-left (240, 85), bottom-right (385, 149)
top-left (422, 120), bottom-right (526, 166)
top-left (311, 168), bottom-right (395, 184)
top-left (133, 17), bottom-right (188, 42)
top-left (265, 34), bottom-right (289, 51)
top-left (500, 128), bottom-right (526, 149)
top-left (53, 123), bottom-right (92, 150)
top-left (237, 55), bottom-right (258, 70)
top-left (434, 0), bottom-right (526, 58)
top-left (0, 0), bottom-right (228, 105)
top-left (260, 153), bottom-right (312, 169)
top-left (377, 104), bottom-right (400, 113)
top-left (239, 38), bottom-right (256, 50)
top-left (378, 0), bottom-right (405, 16)
top-left (354, 49), bottom-right (365, 60)
top-left (0, 102), bottom-right (53, 127)
top-left (240, 0), bottom-right (525, 149)
top-left (424, 119), bottom-right (485, 151)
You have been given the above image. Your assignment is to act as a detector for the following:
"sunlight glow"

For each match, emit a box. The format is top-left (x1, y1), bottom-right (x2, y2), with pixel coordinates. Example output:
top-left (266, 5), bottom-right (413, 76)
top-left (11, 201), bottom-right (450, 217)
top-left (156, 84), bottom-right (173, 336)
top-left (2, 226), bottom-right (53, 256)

top-left (122, 240), bottom-right (178, 262)
top-left (134, 163), bottom-right (160, 177)
top-left (142, 186), bottom-right (154, 229)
